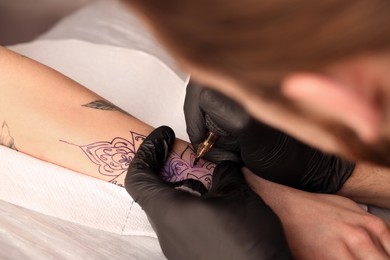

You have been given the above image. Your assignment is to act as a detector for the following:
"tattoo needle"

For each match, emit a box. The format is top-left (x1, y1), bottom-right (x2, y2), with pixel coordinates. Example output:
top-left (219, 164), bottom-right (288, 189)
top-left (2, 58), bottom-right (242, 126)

top-left (193, 115), bottom-right (229, 166)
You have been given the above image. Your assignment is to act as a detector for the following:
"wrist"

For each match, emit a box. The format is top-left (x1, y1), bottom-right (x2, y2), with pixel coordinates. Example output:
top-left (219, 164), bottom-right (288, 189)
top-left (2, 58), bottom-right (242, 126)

top-left (242, 167), bottom-right (308, 216)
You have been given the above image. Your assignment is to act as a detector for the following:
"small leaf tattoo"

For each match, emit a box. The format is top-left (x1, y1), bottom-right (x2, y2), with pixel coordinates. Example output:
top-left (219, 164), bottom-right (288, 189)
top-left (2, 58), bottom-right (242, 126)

top-left (0, 121), bottom-right (17, 150)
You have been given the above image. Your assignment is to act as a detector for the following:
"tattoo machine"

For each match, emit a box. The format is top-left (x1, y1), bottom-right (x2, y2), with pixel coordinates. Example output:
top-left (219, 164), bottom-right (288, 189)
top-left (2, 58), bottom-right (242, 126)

top-left (193, 114), bottom-right (230, 165)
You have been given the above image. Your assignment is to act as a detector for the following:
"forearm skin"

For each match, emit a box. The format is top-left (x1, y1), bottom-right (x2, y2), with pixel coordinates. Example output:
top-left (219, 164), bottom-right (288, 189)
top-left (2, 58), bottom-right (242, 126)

top-left (0, 46), bottom-right (214, 188)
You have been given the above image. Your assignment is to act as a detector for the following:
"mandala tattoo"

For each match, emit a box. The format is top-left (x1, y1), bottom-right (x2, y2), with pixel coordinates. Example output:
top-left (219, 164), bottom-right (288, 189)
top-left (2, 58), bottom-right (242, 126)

top-left (61, 132), bottom-right (214, 189)
top-left (76, 100), bottom-right (215, 188)
top-left (0, 121), bottom-right (17, 150)
top-left (161, 146), bottom-right (214, 189)
top-left (61, 132), bottom-right (144, 187)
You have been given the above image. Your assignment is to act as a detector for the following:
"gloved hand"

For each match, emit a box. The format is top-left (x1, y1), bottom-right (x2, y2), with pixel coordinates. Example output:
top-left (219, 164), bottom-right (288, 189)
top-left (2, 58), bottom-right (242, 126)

top-left (184, 82), bottom-right (356, 193)
top-left (184, 81), bottom-right (249, 163)
top-left (125, 126), bottom-right (292, 260)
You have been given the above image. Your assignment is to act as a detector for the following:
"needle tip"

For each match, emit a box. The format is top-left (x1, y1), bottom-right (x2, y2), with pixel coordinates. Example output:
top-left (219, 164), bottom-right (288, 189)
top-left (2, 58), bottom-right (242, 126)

top-left (193, 157), bottom-right (200, 166)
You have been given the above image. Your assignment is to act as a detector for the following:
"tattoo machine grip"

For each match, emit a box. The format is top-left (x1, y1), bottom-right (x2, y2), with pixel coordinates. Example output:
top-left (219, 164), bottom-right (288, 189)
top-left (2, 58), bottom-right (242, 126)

top-left (194, 115), bottom-right (230, 165)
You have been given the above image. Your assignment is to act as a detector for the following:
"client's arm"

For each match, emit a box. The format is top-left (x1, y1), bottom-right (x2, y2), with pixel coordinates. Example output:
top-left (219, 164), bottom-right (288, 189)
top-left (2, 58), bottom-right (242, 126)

top-left (243, 169), bottom-right (390, 259)
top-left (0, 46), bottom-right (214, 188)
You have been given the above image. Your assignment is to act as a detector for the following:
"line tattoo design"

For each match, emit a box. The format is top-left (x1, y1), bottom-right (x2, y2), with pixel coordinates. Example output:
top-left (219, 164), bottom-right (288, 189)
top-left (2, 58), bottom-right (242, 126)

top-left (61, 131), bottom-right (215, 189)
top-left (161, 146), bottom-right (214, 190)
top-left (0, 121), bottom-right (17, 150)
top-left (61, 132), bottom-right (144, 187)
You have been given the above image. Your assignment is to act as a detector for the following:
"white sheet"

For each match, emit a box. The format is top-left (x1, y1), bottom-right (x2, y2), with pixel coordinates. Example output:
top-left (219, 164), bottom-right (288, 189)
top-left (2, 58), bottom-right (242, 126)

top-left (38, 0), bottom-right (186, 81)
top-left (1, 1), bottom-right (189, 258)
top-left (0, 200), bottom-right (164, 260)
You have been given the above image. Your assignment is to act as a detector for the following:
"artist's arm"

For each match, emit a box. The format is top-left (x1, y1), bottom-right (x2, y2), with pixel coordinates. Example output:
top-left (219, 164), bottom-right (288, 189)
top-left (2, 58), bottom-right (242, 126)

top-left (185, 83), bottom-right (390, 209)
top-left (337, 163), bottom-right (390, 209)
top-left (0, 46), bottom-right (214, 188)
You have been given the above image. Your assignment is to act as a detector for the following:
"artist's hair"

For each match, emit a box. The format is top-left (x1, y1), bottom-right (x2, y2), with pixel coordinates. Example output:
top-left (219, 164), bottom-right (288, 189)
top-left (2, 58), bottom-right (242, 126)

top-left (125, 0), bottom-right (390, 98)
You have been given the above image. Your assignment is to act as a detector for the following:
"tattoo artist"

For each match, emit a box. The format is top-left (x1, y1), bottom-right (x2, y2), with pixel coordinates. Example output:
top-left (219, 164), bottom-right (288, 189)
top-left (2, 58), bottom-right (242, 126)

top-left (124, 1), bottom-right (390, 259)
top-left (125, 82), bottom-right (359, 259)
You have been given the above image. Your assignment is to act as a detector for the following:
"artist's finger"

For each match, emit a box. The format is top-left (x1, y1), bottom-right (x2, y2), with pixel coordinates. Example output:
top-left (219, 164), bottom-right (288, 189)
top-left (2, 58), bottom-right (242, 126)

top-left (185, 82), bottom-right (208, 145)
top-left (200, 88), bottom-right (250, 136)
top-left (202, 148), bottom-right (241, 164)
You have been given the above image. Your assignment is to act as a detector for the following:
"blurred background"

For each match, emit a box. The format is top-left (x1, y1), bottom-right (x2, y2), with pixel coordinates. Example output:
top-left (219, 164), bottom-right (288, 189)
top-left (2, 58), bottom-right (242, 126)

top-left (0, 0), bottom-right (95, 45)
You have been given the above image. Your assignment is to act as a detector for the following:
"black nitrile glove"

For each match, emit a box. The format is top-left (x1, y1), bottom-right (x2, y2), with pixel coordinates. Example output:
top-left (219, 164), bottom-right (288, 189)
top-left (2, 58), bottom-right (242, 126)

top-left (184, 81), bottom-right (248, 163)
top-left (184, 82), bottom-right (355, 193)
top-left (125, 126), bottom-right (292, 260)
